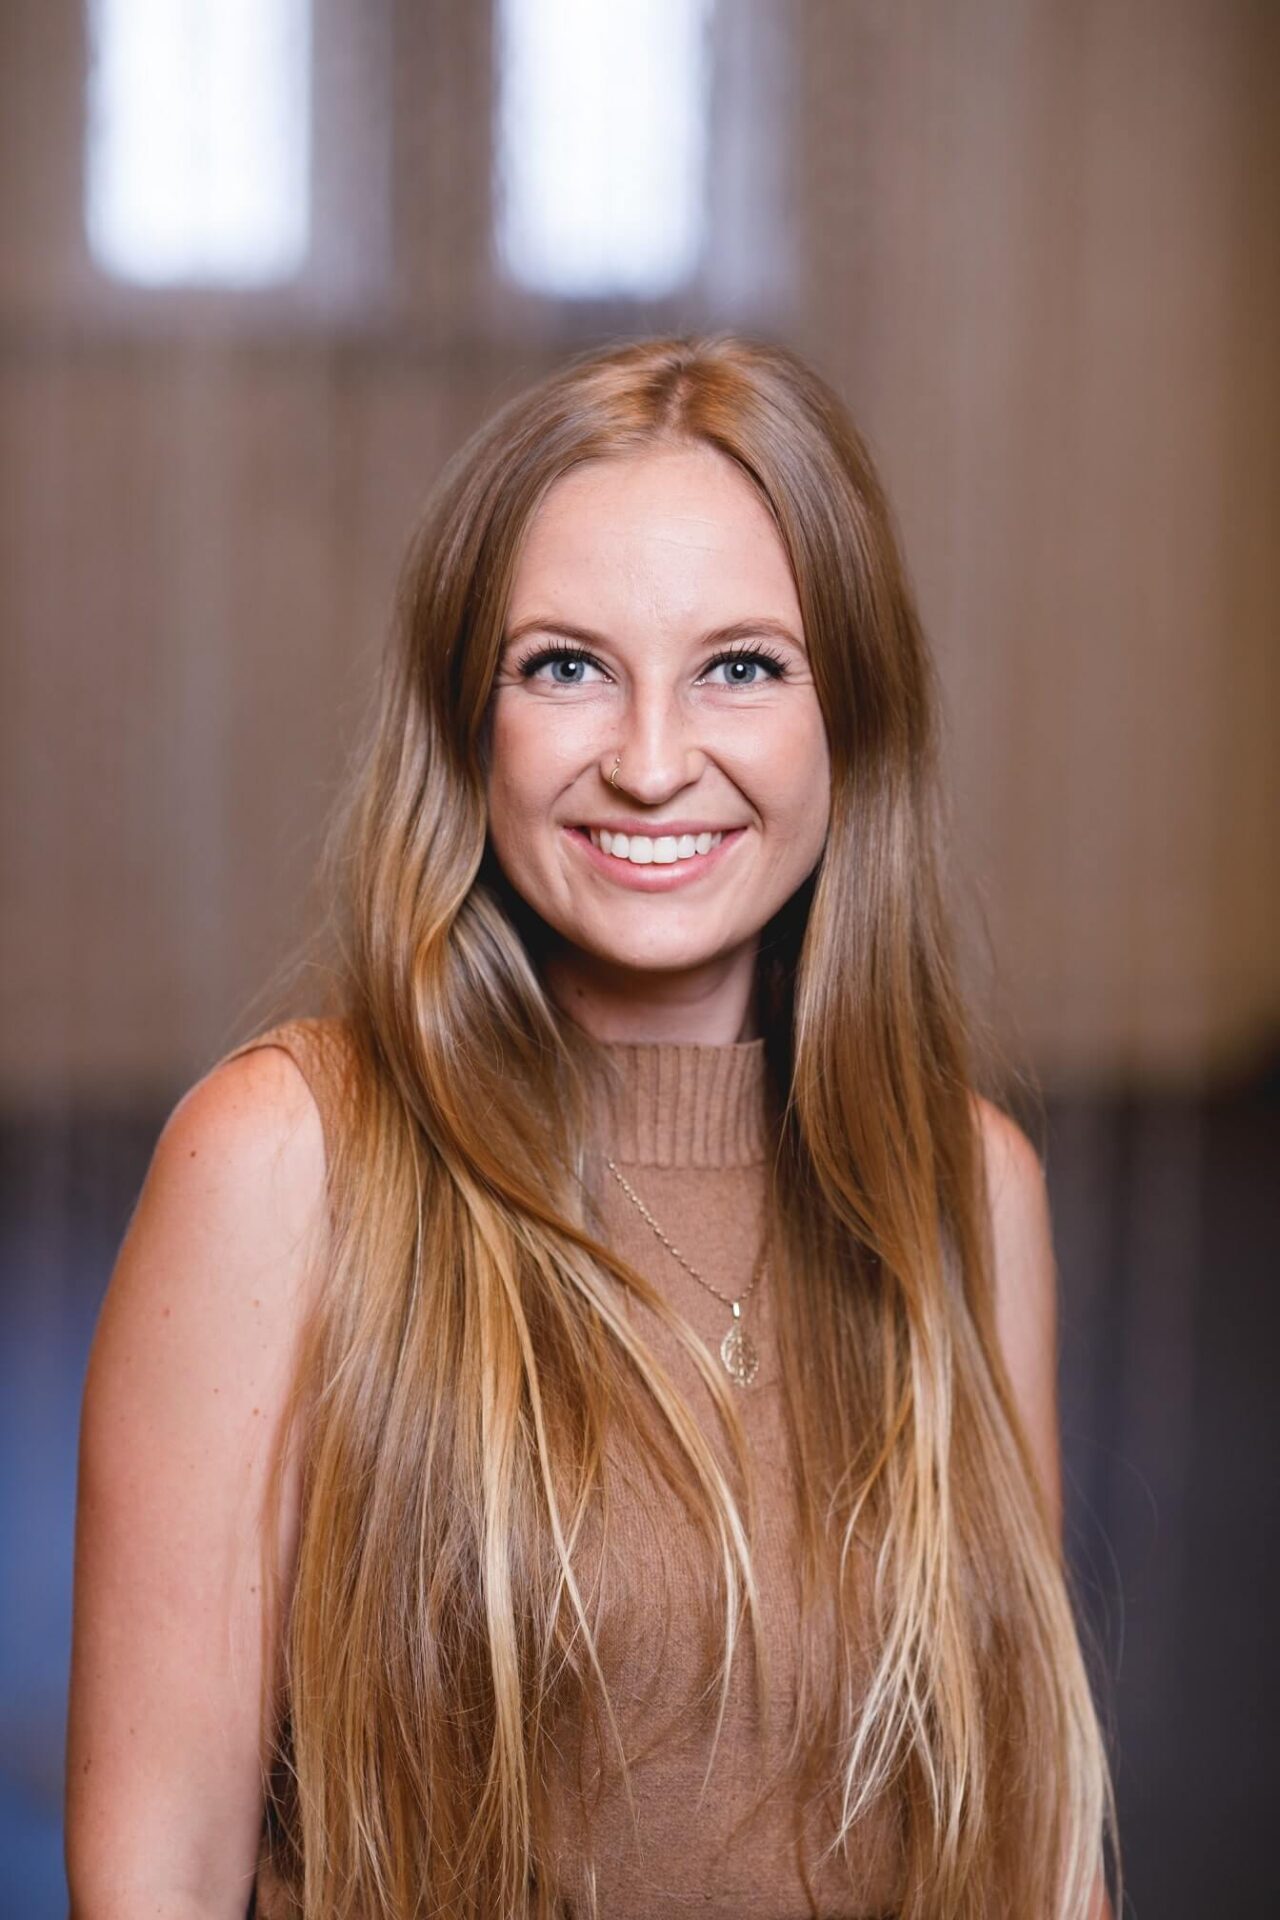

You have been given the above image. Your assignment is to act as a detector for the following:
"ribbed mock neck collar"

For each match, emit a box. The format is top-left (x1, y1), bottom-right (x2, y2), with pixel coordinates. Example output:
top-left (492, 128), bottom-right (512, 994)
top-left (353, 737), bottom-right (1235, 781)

top-left (598, 1036), bottom-right (769, 1169)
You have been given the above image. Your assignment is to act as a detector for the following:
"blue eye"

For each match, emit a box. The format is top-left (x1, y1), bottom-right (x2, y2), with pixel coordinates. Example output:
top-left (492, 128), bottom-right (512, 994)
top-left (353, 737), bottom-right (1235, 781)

top-left (702, 646), bottom-right (788, 686)
top-left (517, 643), bottom-right (602, 685)
top-left (515, 642), bottom-right (789, 687)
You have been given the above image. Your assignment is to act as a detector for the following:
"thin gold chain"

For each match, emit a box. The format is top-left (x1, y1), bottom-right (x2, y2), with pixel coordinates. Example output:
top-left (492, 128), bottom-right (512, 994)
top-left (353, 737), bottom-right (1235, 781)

top-left (603, 1158), bottom-right (768, 1310)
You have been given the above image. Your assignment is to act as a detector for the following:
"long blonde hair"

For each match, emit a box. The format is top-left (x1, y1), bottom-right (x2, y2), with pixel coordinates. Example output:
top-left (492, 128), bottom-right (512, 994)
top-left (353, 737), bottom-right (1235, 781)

top-left (250, 332), bottom-right (1117, 1917)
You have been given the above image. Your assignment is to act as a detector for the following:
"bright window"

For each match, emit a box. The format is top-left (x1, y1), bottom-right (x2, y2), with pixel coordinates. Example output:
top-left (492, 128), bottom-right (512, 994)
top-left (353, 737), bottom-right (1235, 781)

top-left (84, 0), bottom-right (311, 287)
top-left (495, 0), bottom-right (714, 300)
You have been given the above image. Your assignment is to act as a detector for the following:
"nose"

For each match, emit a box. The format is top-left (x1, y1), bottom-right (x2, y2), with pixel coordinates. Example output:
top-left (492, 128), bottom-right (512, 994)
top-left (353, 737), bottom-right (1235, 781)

top-left (603, 701), bottom-right (705, 804)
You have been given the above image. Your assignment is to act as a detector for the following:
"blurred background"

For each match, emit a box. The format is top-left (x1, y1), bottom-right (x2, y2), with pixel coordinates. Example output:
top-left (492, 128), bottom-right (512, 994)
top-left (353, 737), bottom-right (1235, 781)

top-left (1, 1), bottom-right (1276, 1912)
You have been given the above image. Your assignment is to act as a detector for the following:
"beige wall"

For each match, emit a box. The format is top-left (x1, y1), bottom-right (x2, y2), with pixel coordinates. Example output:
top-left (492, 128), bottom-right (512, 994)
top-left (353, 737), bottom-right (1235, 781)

top-left (790, 0), bottom-right (1279, 1087)
top-left (2, 0), bottom-right (1276, 1100)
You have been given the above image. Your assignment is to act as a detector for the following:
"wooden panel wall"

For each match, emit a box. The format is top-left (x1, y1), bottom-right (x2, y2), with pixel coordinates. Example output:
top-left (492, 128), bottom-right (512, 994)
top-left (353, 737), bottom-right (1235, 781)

top-left (1, 0), bottom-right (1275, 1098)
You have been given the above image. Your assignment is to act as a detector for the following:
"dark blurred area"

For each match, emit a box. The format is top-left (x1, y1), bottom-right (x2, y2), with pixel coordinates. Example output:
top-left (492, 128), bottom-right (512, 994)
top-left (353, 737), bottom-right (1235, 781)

top-left (1, 3), bottom-right (1276, 1913)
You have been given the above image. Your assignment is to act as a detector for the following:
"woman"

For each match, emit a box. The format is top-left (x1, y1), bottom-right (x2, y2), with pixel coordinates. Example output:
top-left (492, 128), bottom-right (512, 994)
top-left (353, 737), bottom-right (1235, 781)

top-left (66, 333), bottom-right (1117, 1918)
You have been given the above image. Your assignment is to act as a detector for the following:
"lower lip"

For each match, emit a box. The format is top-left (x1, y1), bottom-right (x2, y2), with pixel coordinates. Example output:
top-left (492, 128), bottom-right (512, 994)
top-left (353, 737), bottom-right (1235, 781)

top-left (564, 826), bottom-right (747, 892)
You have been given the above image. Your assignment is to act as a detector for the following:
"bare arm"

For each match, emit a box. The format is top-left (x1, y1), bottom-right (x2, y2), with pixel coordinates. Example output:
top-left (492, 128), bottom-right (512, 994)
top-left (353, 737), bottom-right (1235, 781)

top-left (976, 1098), bottom-right (1114, 1920)
top-left (65, 1044), bottom-right (327, 1918)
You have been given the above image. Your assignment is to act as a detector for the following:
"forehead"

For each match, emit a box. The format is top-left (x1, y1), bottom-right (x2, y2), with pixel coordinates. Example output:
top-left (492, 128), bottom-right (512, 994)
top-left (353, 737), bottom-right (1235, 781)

top-left (508, 445), bottom-right (799, 619)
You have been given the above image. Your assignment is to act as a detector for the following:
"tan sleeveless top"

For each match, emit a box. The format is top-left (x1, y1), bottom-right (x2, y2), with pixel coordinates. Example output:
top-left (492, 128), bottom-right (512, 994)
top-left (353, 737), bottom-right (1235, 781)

top-left (229, 1019), bottom-right (904, 1919)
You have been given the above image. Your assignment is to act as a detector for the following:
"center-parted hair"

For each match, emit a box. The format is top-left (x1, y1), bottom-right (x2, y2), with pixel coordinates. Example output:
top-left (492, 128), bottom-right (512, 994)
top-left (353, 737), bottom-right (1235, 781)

top-left (249, 333), bottom-right (1116, 1918)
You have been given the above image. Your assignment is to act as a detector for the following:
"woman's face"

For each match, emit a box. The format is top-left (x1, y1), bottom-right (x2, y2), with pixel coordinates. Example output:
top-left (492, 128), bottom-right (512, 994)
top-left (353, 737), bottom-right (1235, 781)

top-left (484, 443), bottom-right (830, 1037)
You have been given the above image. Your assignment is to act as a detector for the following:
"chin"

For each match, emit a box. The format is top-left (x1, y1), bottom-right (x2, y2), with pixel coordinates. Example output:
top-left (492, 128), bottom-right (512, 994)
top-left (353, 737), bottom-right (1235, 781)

top-left (588, 937), bottom-right (730, 976)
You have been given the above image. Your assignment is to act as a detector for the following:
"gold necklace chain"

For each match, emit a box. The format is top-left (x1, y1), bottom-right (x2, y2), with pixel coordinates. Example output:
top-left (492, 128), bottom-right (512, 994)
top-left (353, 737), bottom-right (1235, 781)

top-left (604, 1158), bottom-right (766, 1388)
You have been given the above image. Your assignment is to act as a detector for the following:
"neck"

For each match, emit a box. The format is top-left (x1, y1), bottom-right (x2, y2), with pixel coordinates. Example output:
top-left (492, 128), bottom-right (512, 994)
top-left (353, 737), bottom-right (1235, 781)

top-left (542, 945), bottom-right (761, 1045)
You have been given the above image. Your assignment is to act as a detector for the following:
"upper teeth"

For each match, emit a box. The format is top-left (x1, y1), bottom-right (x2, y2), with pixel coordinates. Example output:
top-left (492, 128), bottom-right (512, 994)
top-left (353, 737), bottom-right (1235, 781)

top-left (588, 828), bottom-right (724, 865)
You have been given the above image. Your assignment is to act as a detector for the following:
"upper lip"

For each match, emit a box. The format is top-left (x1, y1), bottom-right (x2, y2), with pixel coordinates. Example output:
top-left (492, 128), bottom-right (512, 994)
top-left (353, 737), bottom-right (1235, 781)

top-left (574, 820), bottom-right (745, 837)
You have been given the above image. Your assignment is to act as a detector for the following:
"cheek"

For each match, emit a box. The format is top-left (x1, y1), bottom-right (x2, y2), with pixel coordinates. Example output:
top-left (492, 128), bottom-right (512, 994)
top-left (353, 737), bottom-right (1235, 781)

top-left (488, 697), bottom-right (585, 787)
top-left (758, 704), bottom-right (830, 823)
top-left (484, 708), bottom-right (581, 864)
top-left (486, 705), bottom-right (544, 807)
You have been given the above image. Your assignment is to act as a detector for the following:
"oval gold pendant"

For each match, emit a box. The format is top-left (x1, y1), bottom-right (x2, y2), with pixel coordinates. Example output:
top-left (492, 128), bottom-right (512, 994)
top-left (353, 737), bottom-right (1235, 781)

top-left (720, 1319), bottom-right (759, 1387)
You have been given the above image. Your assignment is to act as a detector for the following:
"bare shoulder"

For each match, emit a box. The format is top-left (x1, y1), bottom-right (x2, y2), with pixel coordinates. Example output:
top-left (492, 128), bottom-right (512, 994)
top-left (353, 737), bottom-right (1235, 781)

top-left (970, 1093), bottom-right (1056, 1298)
top-left (67, 1044), bottom-right (330, 1902)
top-left (969, 1093), bottom-right (1063, 1535)
top-left (78, 1041), bottom-right (331, 1567)
top-left (971, 1092), bottom-right (1048, 1208)
top-left (78, 1034), bottom-right (332, 1591)
top-left (96, 1039), bottom-right (330, 1355)
top-left (137, 1040), bottom-right (330, 1303)
top-left (166, 1034), bottom-right (329, 1200)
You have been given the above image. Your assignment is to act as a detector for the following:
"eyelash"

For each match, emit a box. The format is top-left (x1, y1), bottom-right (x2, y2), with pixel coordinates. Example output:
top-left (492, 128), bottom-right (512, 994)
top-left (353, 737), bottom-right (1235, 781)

top-left (514, 640), bottom-right (791, 687)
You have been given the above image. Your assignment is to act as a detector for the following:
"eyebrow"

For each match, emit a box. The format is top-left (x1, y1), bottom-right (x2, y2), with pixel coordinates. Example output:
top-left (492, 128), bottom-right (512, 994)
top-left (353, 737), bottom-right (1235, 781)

top-left (501, 614), bottom-right (806, 653)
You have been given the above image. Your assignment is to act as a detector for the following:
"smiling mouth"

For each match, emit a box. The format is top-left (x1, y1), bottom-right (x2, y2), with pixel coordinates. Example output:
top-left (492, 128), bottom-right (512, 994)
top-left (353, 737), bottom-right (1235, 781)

top-left (580, 826), bottom-right (726, 866)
